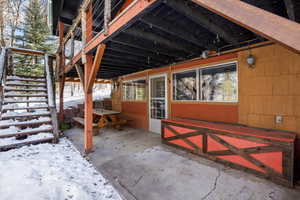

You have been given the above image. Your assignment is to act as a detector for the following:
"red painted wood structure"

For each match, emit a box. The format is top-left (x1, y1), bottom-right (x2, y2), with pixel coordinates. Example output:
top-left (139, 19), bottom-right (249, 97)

top-left (162, 118), bottom-right (296, 187)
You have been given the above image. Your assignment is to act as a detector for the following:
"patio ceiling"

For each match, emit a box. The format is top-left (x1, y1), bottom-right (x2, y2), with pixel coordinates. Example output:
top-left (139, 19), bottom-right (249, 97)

top-left (52, 0), bottom-right (300, 79)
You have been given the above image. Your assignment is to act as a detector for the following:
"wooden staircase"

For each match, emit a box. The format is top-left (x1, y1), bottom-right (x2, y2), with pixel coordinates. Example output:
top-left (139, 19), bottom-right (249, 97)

top-left (0, 48), bottom-right (59, 151)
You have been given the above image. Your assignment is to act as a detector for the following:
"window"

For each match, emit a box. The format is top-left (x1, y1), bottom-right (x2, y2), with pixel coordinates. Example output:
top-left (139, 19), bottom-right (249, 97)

top-left (200, 63), bottom-right (237, 102)
top-left (122, 79), bottom-right (146, 101)
top-left (173, 70), bottom-right (197, 100)
top-left (173, 62), bottom-right (237, 102)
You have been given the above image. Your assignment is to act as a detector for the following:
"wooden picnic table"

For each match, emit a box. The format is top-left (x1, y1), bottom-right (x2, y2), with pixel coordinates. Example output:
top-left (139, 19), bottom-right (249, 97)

top-left (93, 109), bottom-right (120, 116)
top-left (93, 109), bottom-right (126, 130)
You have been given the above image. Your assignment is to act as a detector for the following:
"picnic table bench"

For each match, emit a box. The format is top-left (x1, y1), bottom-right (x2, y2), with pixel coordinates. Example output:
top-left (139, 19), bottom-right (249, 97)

top-left (72, 109), bottom-right (128, 135)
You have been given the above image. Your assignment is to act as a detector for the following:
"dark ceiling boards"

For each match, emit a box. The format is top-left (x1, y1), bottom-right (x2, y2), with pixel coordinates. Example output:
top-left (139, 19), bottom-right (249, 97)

top-left (52, 0), bottom-right (300, 79)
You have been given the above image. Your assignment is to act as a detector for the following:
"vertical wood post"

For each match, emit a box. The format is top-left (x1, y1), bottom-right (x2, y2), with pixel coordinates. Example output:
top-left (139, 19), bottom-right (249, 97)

top-left (82, 4), bottom-right (94, 153)
top-left (104, 0), bottom-right (111, 35)
top-left (58, 21), bottom-right (65, 123)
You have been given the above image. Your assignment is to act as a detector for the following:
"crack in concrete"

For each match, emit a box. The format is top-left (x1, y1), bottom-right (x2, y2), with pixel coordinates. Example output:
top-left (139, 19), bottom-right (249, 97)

top-left (132, 175), bottom-right (143, 187)
top-left (201, 168), bottom-right (221, 200)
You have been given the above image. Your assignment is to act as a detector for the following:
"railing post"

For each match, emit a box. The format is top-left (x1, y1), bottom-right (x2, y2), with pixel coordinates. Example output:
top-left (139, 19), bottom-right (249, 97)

top-left (45, 54), bottom-right (59, 143)
top-left (0, 47), bottom-right (6, 111)
top-left (104, 0), bottom-right (111, 35)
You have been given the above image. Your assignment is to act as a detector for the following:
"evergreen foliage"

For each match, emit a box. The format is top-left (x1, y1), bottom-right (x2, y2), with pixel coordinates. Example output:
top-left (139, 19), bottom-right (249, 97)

top-left (14, 0), bottom-right (57, 76)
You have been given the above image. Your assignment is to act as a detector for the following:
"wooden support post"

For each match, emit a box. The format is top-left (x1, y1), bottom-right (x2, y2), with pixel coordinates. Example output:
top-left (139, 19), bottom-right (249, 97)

top-left (83, 4), bottom-right (94, 153)
top-left (104, 0), bottom-right (111, 35)
top-left (84, 56), bottom-right (93, 153)
top-left (58, 21), bottom-right (65, 123)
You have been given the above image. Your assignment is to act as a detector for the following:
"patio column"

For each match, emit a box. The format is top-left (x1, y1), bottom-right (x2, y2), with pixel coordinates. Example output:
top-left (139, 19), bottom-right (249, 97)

top-left (58, 20), bottom-right (65, 123)
top-left (82, 4), bottom-right (94, 153)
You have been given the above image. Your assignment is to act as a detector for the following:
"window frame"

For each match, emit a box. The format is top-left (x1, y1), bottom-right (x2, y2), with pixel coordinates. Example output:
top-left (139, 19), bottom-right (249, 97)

top-left (122, 77), bottom-right (147, 102)
top-left (172, 61), bottom-right (238, 103)
top-left (172, 69), bottom-right (198, 101)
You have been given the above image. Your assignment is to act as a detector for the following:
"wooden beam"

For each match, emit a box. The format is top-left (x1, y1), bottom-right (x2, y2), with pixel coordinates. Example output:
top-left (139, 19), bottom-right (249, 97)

top-left (84, 55), bottom-right (93, 154)
top-left (58, 21), bottom-right (65, 123)
top-left (104, 0), bottom-right (112, 35)
top-left (10, 47), bottom-right (46, 56)
top-left (190, 0), bottom-right (300, 54)
top-left (63, 0), bottom-right (92, 45)
top-left (58, 76), bottom-right (65, 123)
top-left (75, 64), bottom-right (85, 89)
top-left (85, 0), bottom-right (159, 53)
top-left (83, 4), bottom-right (94, 154)
top-left (164, 0), bottom-right (238, 44)
top-left (125, 27), bottom-right (201, 54)
top-left (140, 16), bottom-right (208, 49)
top-left (86, 44), bottom-right (106, 93)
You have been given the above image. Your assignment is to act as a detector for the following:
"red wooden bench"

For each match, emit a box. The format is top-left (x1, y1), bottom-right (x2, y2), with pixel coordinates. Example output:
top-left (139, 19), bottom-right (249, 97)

top-left (162, 118), bottom-right (296, 187)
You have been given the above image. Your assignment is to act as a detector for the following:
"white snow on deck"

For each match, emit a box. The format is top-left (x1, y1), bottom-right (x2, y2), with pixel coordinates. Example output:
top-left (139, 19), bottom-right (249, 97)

top-left (2, 111), bottom-right (50, 117)
top-left (0, 138), bottom-right (122, 200)
top-left (0, 132), bottom-right (53, 146)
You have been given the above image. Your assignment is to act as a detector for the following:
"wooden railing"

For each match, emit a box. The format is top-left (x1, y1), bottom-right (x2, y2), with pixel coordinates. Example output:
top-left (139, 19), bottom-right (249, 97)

top-left (0, 47), bottom-right (8, 111)
top-left (45, 54), bottom-right (59, 142)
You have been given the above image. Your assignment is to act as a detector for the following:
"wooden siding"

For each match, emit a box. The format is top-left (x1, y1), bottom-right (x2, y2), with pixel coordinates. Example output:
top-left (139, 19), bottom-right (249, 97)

top-left (121, 101), bottom-right (148, 129)
top-left (171, 103), bottom-right (238, 123)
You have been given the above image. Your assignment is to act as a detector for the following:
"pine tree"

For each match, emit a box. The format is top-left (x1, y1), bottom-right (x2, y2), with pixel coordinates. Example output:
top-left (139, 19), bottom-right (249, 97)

top-left (14, 0), bottom-right (57, 76)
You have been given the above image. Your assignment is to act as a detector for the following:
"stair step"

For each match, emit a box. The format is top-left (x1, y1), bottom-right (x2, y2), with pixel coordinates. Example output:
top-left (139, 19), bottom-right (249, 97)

top-left (6, 77), bottom-right (46, 83)
top-left (0, 126), bottom-right (53, 138)
top-left (5, 83), bottom-right (46, 87)
top-left (3, 99), bottom-right (48, 104)
top-left (4, 94), bottom-right (48, 98)
top-left (4, 88), bottom-right (47, 92)
top-left (11, 74), bottom-right (45, 79)
top-left (1, 111), bottom-right (51, 120)
top-left (2, 106), bottom-right (49, 112)
top-left (0, 133), bottom-right (54, 151)
top-left (0, 118), bottom-right (52, 128)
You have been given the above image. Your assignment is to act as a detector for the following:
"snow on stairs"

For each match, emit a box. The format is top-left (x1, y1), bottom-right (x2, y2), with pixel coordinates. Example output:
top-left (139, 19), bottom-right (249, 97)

top-left (0, 74), bottom-right (58, 151)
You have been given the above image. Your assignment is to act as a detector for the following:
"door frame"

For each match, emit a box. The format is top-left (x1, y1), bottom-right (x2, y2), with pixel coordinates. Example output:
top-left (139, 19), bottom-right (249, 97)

top-left (148, 73), bottom-right (168, 134)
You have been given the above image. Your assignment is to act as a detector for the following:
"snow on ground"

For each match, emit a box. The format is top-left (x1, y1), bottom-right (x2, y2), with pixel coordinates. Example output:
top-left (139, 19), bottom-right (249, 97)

top-left (57, 94), bottom-right (110, 109)
top-left (0, 138), bottom-right (122, 200)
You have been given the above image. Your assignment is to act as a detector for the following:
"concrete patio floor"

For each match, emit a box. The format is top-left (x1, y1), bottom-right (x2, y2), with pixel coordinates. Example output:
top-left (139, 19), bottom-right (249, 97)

top-left (64, 127), bottom-right (300, 200)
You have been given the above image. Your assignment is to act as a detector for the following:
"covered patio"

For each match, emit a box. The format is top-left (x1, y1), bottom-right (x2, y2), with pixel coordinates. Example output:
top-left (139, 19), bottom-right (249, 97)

top-left (64, 126), bottom-right (300, 199)
top-left (51, 0), bottom-right (300, 190)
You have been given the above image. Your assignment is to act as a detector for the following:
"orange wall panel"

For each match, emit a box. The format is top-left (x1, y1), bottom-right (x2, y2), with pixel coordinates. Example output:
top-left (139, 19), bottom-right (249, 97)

top-left (121, 101), bottom-right (148, 129)
top-left (171, 103), bottom-right (238, 123)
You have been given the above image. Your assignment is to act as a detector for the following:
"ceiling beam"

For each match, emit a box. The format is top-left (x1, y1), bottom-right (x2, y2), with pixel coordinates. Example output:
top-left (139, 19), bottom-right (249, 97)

top-left (164, 0), bottom-right (238, 44)
top-left (140, 15), bottom-right (208, 49)
top-left (106, 45), bottom-right (170, 63)
top-left (191, 0), bottom-right (300, 53)
top-left (110, 36), bottom-right (182, 58)
top-left (125, 27), bottom-right (201, 55)
top-left (105, 49), bottom-right (164, 65)
top-left (102, 57), bottom-right (152, 68)
top-left (107, 42), bottom-right (173, 61)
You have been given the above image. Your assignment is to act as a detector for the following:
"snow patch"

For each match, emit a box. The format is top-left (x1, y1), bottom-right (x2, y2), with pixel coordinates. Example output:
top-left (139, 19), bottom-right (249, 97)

top-left (0, 138), bottom-right (121, 200)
